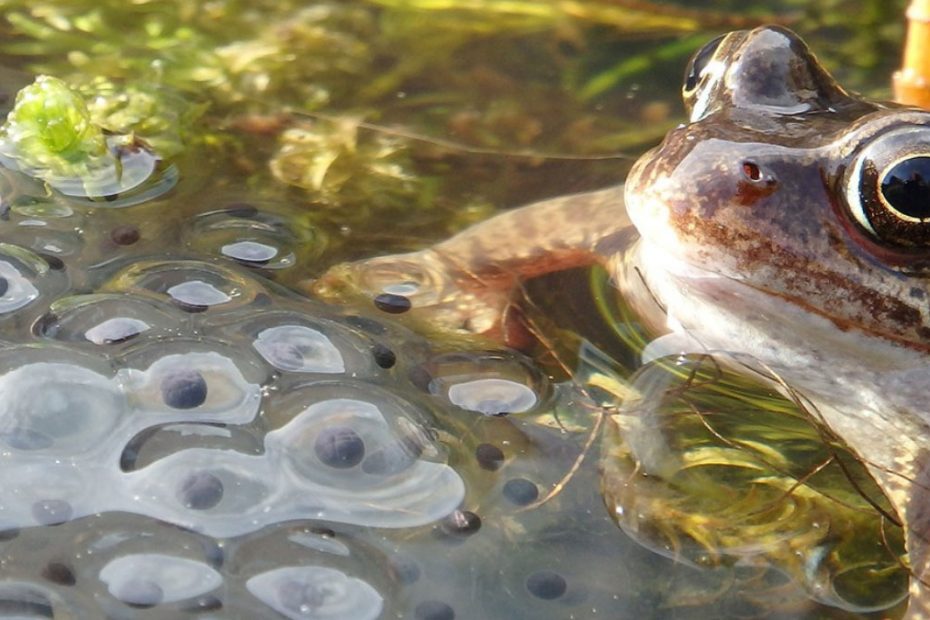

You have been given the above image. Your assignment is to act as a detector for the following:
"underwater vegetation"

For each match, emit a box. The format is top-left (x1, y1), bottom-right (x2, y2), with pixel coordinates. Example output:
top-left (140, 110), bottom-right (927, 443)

top-left (0, 0), bottom-right (901, 238)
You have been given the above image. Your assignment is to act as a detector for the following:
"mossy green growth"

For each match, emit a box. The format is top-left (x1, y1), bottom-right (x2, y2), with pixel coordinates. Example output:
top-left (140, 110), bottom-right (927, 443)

top-left (0, 75), bottom-right (107, 169)
top-left (0, 75), bottom-right (176, 200)
top-left (80, 78), bottom-right (206, 160)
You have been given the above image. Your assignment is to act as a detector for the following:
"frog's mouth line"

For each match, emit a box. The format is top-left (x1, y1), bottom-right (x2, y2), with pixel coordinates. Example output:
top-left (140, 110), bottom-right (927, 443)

top-left (742, 284), bottom-right (930, 354)
top-left (633, 239), bottom-right (930, 359)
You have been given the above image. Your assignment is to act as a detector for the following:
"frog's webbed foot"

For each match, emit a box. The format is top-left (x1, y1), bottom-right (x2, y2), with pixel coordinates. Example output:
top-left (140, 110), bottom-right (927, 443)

top-left (309, 248), bottom-right (529, 347)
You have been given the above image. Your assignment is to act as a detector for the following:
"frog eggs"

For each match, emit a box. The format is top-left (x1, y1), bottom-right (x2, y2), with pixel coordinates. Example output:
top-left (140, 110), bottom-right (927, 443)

top-left (0, 242), bottom-right (518, 616)
top-left (0, 186), bottom-right (566, 616)
top-left (0, 257), bottom-right (467, 536)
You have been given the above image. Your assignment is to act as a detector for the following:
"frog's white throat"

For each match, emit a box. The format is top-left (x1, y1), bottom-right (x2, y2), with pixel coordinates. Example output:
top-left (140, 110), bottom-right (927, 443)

top-left (615, 238), bottom-right (930, 521)
top-left (622, 238), bottom-right (928, 368)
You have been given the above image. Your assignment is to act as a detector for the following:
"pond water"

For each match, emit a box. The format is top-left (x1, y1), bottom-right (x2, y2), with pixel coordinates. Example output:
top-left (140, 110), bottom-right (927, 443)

top-left (0, 1), bottom-right (913, 618)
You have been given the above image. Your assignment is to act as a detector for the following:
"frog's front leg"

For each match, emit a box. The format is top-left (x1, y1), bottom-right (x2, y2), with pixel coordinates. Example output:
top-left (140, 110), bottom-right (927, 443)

top-left (310, 185), bottom-right (632, 347)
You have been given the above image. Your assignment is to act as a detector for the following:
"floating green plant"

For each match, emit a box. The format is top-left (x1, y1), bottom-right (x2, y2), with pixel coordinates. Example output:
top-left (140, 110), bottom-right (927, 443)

top-left (0, 75), bottom-right (178, 201)
top-left (1, 75), bottom-right (106, 170)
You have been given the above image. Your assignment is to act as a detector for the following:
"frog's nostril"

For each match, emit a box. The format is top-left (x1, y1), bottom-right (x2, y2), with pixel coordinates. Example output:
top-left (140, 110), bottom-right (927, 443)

top-left (742, 161), bottom-right (762, 181)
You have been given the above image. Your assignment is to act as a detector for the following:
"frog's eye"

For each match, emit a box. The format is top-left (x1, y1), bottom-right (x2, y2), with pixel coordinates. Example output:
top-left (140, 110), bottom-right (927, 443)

top-left (683, 33), bottom-right (732, 122)
top-left (683, 34), bottom-right (726, 96)
top-left (845, 126), bottom-right (930, 246)
top-left (879, 157), bottom-right (930, 219)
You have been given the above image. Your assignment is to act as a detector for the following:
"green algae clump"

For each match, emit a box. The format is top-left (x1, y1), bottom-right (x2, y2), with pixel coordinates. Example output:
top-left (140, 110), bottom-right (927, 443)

top-left (0, 75), bottom-right (169, 200)
top-left (1, 75), bottom-right (106, 170)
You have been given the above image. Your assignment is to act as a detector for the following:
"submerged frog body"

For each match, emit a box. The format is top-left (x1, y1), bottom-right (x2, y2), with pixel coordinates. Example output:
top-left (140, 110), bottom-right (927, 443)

top-left (317, 26), bottom-right (930, 618)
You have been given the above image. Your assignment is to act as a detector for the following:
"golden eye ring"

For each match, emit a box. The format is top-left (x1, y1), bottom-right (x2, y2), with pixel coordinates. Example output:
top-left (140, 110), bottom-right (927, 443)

top-left (845, 124), bottom-right (930, 246)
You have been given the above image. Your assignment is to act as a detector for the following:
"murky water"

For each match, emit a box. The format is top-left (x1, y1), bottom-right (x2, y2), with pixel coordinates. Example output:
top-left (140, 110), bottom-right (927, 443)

top-left (0, 1), bottom-right (912, 618)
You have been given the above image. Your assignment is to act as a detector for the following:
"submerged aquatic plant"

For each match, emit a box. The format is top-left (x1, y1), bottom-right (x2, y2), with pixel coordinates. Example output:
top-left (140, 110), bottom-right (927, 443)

top-left (0, 0), bottom-right (796, 227)
top-left (79, 78), bottom-right (206, 160)
top-left (366, 0), bottom-right (766, 35)
top-left (270, 118), bottom-right (424, 211)
top-left (593, 353), bottom-right (908, 613)
top-left (0, 2), bottom-right (375, 112)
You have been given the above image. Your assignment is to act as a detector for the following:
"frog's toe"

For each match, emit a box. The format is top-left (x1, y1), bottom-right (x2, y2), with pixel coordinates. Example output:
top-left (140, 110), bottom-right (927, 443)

top-left (313, 251), bottom-right (448, 307)
top-left (307, 250), bottom-right (519, 345)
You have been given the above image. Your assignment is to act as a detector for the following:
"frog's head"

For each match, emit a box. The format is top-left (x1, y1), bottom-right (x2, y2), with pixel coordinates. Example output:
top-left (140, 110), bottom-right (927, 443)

top-left (626, 26), bottom-right (930, 351)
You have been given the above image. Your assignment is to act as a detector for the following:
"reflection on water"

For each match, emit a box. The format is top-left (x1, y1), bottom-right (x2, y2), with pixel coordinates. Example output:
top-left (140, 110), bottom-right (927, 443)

top-left (0, 0), bottom-right (911, 618)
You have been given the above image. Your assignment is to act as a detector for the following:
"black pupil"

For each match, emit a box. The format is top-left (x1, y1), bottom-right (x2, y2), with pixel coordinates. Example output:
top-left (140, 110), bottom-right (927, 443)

top-left (880, 156), bottom-right (930, 219)
top-left (685, 34), bottom-right (725, 92)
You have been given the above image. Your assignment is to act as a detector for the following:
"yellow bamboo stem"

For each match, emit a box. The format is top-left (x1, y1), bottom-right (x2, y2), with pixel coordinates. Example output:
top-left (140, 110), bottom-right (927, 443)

top-left (895, 0), bottom-right (930, 108)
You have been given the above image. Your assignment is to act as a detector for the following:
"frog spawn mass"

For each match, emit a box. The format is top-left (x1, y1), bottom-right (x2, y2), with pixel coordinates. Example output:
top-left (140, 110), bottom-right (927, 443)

top-left (0, 202), bottom-right (563, 617)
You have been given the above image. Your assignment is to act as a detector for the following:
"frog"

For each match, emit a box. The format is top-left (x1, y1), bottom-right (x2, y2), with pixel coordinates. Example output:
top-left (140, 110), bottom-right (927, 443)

top-left (312, 25), bottom-right (930, 618)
